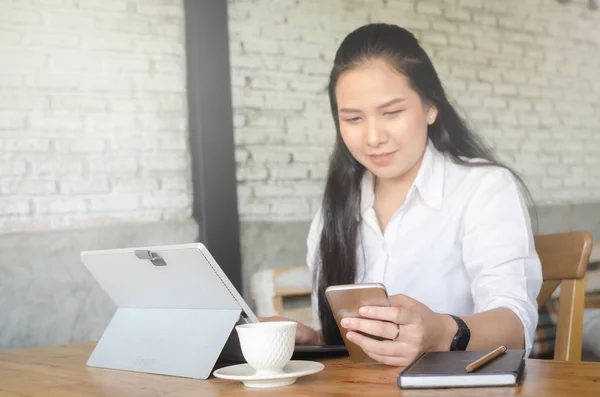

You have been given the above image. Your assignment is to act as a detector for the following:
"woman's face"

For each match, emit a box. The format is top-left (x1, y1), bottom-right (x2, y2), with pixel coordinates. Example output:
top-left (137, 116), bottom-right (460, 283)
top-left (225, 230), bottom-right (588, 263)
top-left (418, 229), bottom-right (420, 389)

top-left (335, 58), bottom-right (437, 184)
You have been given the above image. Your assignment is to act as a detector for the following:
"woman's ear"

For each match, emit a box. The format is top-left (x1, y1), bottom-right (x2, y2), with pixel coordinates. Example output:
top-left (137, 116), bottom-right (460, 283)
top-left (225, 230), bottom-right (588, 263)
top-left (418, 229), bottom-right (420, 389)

top-left (426, 106), bottom-right (438, 125)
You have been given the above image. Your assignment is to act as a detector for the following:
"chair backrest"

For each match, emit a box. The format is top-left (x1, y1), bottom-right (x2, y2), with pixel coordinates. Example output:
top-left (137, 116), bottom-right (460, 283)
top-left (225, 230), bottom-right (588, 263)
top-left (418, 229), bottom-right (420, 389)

top-left (534, 231), bottom-right (593, 361)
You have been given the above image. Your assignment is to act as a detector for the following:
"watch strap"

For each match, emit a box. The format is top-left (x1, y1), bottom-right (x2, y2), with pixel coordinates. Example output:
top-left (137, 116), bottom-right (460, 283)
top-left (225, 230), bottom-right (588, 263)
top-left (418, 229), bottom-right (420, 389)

top-left (449, 314), bottom-right (470, 351)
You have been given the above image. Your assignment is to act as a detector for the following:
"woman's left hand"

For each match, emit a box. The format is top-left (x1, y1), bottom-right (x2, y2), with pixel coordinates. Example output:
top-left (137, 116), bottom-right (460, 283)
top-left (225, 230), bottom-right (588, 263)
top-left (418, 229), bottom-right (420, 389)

top-left (340, 294), bottom-right (456, 366)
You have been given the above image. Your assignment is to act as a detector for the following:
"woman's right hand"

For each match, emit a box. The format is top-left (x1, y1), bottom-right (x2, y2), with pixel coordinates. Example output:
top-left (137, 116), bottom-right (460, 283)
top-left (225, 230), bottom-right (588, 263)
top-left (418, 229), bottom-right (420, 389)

top-left (260, 315), bottom-right (320, 345)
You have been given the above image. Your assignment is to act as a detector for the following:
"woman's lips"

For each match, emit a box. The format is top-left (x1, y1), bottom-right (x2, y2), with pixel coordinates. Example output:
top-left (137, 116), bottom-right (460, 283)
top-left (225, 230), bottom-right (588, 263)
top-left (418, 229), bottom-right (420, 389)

top-left (369, 151), bottom-right (396, 166)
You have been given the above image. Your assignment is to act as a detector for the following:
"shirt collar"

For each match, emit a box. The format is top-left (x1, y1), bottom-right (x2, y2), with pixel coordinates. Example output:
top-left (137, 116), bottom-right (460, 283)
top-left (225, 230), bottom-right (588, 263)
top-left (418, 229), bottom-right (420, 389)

top-left (359, 139), bottom-right (445, 215)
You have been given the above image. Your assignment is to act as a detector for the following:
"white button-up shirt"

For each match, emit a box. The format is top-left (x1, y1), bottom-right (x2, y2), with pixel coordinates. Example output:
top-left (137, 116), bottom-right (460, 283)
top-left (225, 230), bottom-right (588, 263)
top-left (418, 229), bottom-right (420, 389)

top-left (306, 140), bottom-right (543, 355)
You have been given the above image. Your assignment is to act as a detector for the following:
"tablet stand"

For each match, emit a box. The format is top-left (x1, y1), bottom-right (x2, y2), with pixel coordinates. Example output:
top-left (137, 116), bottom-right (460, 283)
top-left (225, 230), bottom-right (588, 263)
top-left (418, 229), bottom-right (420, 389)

top-left (87, 307), bottom-right (243, 379)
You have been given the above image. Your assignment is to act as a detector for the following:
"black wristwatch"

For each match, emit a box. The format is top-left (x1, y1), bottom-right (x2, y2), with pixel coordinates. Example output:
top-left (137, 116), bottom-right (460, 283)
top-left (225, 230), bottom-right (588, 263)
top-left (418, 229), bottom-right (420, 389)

top-left (449, 314), bottom-right (470, 351)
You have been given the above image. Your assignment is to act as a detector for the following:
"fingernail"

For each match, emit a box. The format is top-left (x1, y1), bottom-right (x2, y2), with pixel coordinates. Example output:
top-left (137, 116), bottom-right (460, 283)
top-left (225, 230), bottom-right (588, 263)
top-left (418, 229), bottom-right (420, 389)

top-left (346, 331), bottom-right (354, 340)
top-left (359, 307), bottom-right (368, 315)
top-left (341, 318), bottom-right (349, 327)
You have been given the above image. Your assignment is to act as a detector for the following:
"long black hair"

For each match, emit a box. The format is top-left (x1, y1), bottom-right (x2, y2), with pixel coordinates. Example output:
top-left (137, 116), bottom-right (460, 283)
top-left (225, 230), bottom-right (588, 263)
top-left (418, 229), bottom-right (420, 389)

top-left (316, 23), bottom-right (533, 345)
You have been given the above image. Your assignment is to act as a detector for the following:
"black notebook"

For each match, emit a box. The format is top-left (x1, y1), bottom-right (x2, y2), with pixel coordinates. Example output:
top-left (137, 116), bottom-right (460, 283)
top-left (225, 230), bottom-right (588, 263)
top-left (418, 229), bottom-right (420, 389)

top-left (397, 349), bottom-right (526, 389)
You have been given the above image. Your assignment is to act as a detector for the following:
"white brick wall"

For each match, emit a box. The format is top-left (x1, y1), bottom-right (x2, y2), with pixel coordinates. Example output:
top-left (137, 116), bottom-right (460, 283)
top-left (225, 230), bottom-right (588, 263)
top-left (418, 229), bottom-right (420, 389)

top-left (3, 0), bottom-right (599, 230)
top-left (0, 0), bottom-right (191, 233)
top-left (229, 0), bottom-right (600, 220)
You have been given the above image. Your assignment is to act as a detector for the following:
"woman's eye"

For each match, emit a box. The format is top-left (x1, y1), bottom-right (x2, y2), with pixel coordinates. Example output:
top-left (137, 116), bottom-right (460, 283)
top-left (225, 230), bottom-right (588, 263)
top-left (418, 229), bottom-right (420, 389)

top-left (345, 117), bottom-right (361, 124)
top-left (384, 110), bottom-right (402, 116)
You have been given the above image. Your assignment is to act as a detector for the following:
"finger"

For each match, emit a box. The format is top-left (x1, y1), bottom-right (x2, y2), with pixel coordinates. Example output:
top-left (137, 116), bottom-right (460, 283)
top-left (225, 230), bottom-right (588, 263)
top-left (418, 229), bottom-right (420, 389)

top-left (346, 330), bottom-right (410, 357)
top-left (391, 325), bottom-right (426, 348)
top-left (366, 351), bottom-right (414, 367)
top-left (359, 305), bottom-right (417, 325)
top-left (295, 326), bottom-right (318, 345)
top-left (341, 317), bottom-right (399, 340)
top-left (389, 293), bottom-right (420, 309)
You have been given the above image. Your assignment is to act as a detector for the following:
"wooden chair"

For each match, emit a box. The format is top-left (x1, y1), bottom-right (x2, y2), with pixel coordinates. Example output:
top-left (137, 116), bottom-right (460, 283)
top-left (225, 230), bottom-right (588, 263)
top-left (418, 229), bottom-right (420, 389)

top-left (584, 242), bottom-right (600, 309)
top-left (249, 266), bottom-right (314, 325)
top-left (535, 231), bottom-right (593, 361)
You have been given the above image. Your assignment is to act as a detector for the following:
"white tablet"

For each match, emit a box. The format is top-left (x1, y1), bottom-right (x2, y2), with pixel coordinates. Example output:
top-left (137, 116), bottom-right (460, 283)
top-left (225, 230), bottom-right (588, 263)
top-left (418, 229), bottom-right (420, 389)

top-left (81, 242), bottom-right (259, 323)
top-left (81, 242), bottom-right (260, 378)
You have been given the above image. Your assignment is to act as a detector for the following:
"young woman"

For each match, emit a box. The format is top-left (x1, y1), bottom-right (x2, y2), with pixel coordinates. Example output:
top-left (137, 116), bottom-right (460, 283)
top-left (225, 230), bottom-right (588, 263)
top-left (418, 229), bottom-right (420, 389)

top-left (267, 23), bottom-right (542, 366)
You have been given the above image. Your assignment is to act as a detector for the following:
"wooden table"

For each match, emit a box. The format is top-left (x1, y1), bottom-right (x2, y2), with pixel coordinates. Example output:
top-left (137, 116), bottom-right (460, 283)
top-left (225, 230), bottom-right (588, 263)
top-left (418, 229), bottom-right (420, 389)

top-left (1, 343), bottom-right (600, 396)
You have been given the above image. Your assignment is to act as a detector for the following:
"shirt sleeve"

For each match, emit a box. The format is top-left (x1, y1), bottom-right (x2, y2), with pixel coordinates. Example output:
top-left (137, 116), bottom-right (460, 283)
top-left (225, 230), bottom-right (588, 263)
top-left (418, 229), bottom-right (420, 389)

top-left (462, 167), bottom-right (543, 357)
top-left (306, 206), bottom-right (323, 331)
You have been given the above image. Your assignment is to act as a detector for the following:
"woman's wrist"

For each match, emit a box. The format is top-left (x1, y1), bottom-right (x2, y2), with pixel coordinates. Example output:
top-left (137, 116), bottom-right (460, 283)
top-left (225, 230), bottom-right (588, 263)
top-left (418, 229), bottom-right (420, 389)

top-left (315, 329), bottom-right (323, 345)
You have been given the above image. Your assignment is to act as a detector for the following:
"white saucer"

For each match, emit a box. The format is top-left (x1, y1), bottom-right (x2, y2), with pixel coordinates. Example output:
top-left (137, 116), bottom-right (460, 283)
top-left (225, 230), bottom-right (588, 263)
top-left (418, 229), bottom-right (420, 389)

top-left (213, 360), bottom-right (325, 388)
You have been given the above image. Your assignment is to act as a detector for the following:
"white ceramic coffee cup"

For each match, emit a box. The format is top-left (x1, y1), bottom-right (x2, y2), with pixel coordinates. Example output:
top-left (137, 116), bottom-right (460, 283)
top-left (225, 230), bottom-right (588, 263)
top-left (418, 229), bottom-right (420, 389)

top-left (235, 321), bottom-right (297, 375)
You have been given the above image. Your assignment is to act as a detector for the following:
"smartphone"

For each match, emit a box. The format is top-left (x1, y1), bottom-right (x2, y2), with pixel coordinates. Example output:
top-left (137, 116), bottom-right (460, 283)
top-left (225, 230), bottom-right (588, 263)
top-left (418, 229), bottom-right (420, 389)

top-left (325, 283), bottom-right (391, 363)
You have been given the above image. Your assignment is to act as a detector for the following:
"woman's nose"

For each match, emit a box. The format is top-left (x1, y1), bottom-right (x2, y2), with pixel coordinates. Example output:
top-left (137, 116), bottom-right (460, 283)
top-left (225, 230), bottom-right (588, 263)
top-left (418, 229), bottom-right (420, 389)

top-left (366, 120), bottom-right (388, 147)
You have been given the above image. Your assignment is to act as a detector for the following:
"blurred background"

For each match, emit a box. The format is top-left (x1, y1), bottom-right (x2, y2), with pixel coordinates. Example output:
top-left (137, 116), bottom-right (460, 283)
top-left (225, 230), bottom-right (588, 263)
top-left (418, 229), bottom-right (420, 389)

top-left (0, 0), bottom-right (599, 359)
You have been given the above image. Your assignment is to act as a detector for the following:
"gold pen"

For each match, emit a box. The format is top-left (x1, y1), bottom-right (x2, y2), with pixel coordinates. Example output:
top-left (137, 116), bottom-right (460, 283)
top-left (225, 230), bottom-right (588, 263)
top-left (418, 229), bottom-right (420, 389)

top-left (465, 345), bottom-right (507, 373)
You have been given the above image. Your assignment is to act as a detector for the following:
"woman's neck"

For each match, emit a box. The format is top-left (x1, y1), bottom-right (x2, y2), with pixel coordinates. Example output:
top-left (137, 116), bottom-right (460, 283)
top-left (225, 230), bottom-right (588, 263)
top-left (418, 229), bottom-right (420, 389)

top-left (373, 152), bottom-right (425, 231)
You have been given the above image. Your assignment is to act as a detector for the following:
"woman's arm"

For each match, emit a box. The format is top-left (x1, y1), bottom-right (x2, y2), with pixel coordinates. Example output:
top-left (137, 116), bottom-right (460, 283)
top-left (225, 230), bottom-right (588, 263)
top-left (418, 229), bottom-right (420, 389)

top-left (440, 308), bottom-right (525, 350)
top-left (461, 167), bottom-right (542, 355)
